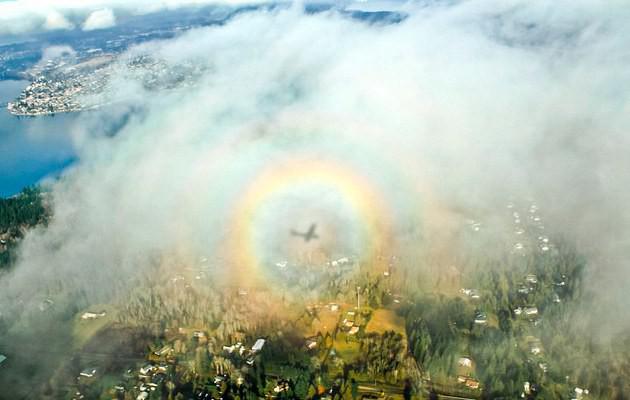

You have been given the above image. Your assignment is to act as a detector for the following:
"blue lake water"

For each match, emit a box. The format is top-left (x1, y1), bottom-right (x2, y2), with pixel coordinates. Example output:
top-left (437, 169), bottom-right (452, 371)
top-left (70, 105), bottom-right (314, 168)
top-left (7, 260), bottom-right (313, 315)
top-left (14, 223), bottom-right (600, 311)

top-left (0, 80), bottom-right (77, 197)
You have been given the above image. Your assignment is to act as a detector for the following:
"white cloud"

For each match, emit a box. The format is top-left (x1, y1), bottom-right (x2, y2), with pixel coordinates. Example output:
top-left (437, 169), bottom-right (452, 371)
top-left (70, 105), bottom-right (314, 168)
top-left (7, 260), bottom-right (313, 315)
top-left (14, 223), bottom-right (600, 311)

top-left (43, 10), bottom-right (74, 31)
top-left (0, 0), bottom-right (273, 36)
top-left (82, 8), bottom-right (116, 31)
top-left (2, 0), bottom-right (630, 348)
top-left (39, 45), bottom-right (77, 61)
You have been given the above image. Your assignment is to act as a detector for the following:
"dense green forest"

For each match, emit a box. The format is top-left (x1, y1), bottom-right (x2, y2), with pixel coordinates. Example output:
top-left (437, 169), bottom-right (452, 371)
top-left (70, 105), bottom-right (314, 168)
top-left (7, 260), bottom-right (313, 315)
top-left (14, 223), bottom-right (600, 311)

top-left (0, 186), bottom-right (48, 268)
top-left (403, 245), bottom-right (630, 399)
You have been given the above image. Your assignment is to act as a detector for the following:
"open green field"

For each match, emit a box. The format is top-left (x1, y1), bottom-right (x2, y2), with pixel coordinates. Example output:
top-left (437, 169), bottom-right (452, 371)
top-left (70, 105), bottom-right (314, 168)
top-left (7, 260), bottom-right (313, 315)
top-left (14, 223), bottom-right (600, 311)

top-left (365, 309), bottom-right (406, 337)
top-left (72, 305), bottom-right (115, 348)
top-left (307, 309), bottom-right (341, 336)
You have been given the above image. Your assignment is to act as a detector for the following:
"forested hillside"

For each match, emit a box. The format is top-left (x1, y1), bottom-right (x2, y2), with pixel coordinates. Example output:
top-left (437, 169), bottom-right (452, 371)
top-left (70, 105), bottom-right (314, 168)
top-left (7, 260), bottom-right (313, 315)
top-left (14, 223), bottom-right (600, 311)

top-left (0, 186), bottom-right (49, 268)
top-left (403, 245), bottom-right (630, 399)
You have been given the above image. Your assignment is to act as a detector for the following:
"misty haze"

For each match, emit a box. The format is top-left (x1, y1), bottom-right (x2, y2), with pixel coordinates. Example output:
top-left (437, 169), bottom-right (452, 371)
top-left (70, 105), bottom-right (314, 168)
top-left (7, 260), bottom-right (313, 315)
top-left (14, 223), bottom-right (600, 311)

top-left (0, 1), bottom-right (629, 399)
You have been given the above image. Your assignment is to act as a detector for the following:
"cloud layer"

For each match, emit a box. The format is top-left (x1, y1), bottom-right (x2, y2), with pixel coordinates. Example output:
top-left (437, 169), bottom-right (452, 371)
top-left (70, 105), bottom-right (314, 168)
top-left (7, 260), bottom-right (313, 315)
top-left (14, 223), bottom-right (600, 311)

top-left (82, 8), bottom-right (116, 31)
top-left (0, 0), bottom-right (271, 35)
top-left (43, 10), bottom-right (75, 31)
top-left (2, 0), bottom-right (630, 340)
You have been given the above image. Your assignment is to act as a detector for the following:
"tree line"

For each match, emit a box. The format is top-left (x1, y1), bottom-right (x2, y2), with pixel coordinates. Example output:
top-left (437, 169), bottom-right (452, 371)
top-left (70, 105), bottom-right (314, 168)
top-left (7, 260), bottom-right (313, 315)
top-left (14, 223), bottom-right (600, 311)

top-left (0, 186), bottom-right (49, 269)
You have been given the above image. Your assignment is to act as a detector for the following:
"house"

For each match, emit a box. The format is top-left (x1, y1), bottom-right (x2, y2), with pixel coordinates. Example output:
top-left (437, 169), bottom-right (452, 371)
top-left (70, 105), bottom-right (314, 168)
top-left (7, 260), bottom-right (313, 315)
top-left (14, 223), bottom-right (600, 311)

top-left (153, 345), bottom-right (172, 357)
top-left (457, 375), bottom-right (480, 390)
top-left (81, 311), bottom-right (106, 320)
top-left (140, 382), bottom-right (158, 392)
top-left (554, 275), bottom-right (567, 287)
top-left (274, 380), bottom-right (290, 393)
top-left (474, 311), bottom-right (487, 325)
top-left (136, 392), bottom-right (149, 400)
top-left (524, 307), bottom-right (538, 316)
top-left (139, 364), bottom-right (157, 376)
top-left (252, 338), bottom-right (266, 353)
top-left (336, 257), bottom-right (350, 265)
top-left (458, 357), bottom-right (472, 368)
top-left (193, 331), bottom-right (206, 339)
top-left (305, 337), bottom-right (319, 349)
top-left (465, 378), bottom-right (480, 390)
top-left (79, 368), bottom-right (97, 378)
top-left (0, 354), bottom-right (6, 366)
top-left (348, 326), bottom-right (360, 335)
top-left (572, 387), bottom-right (589, 400)
top-left (223, 342), bottom-right (243, 354)
top-left (526, 274), bottom-right (538, 284)
top-left (460, 288), bottom-right (480, 300)
top-left (523, 381), bottom-right (532, 396)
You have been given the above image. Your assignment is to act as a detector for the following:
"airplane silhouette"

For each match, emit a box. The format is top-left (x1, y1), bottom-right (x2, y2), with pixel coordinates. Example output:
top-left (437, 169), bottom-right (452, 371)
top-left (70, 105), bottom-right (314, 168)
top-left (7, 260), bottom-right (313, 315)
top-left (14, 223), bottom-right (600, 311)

top-left (291, 223), bottom-right (319, 242)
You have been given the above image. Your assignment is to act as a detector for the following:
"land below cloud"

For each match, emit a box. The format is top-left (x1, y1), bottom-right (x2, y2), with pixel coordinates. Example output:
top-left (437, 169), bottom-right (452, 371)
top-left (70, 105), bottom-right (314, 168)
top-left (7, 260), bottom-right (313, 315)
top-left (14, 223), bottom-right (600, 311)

top-left (1, 1), bottom-right (630, 400)
top-left (1, 187), bottom-right (628, 399)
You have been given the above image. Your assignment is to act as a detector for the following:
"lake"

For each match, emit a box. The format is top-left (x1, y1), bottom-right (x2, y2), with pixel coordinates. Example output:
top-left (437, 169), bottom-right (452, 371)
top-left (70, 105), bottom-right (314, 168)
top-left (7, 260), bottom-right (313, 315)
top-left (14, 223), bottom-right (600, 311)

top-left (0, 79), bottom-right (77, 197)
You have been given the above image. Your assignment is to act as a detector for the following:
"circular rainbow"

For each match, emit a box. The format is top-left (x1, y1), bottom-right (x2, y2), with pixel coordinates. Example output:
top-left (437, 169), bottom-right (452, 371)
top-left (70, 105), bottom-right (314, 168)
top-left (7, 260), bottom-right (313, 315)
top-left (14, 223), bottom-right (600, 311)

top-left (225, 156), bottom-right (396, 286)
top-left (173, 113), bottom-right (446, 285)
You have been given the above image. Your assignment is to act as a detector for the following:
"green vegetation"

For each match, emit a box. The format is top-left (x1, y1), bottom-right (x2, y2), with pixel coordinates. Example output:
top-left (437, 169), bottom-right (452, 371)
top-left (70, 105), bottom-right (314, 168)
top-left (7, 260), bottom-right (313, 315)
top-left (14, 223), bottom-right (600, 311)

top-left (0, 186), bottom-right (47, 232)
top-left (3, 194), bottom-right (628, 399)
top-left (403, 242), bottom-right (630, 399)
top-left (0, 186), bottom-right (49, 268)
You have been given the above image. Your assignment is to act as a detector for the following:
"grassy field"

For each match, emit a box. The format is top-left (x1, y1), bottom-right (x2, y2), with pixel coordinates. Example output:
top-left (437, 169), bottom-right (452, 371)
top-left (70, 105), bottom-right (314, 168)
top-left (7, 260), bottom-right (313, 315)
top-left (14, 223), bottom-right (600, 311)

top-left (365, 309), bottom-right (406, 337)
top-left (301, 304), bottom-right (349, 337)
top-left (310, 310), bottom-right (341, 336)
top-left (72, 305), bottom-right (115, 348)
top-left (332, 332), bottom-right (362, 360)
